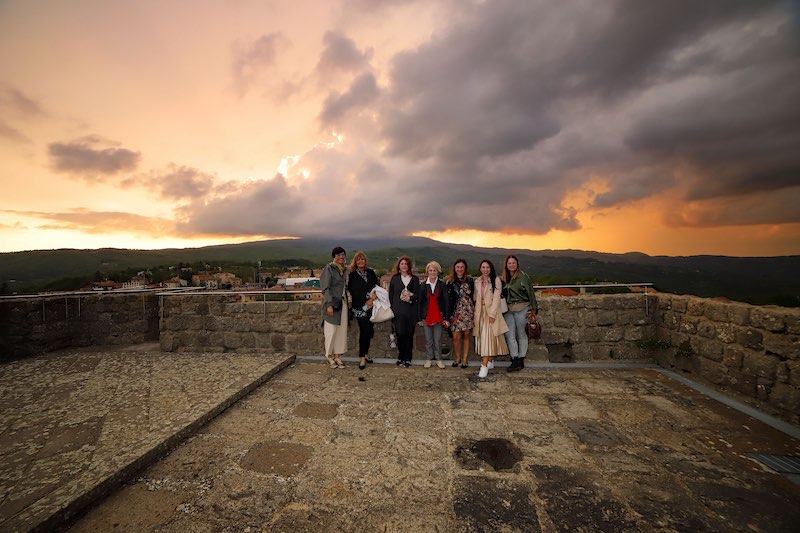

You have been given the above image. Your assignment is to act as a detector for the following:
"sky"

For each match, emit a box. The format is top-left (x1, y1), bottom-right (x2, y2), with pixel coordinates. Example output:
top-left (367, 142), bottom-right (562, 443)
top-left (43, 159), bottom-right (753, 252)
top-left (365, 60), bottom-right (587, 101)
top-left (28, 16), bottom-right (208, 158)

top-left (1, 0), bottom-right (799, 257)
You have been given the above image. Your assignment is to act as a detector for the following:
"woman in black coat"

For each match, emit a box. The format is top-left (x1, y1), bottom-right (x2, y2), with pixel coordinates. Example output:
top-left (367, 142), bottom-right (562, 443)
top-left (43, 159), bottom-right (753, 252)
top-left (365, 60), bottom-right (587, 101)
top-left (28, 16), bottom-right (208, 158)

top-left (347, 251), bottom-right (380, 370)
top-left (388, 256), bottom-right (420, 368)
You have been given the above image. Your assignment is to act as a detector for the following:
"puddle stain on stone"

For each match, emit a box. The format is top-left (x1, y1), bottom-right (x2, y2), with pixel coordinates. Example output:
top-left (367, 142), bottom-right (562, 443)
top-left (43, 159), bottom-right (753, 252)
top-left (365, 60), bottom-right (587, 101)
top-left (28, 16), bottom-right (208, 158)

top-left (531, 464), bottom-right (638, 532)
top-left (240, 441), bottom-right (313, 476)
top-left (454, 438), bottom-right (523, 472)
top-left (453, 475), bottom-right (540, 532)
top-left (565, 420), bottom-right (630, 448)
top-left (293, 402), bottom-right (338, 420)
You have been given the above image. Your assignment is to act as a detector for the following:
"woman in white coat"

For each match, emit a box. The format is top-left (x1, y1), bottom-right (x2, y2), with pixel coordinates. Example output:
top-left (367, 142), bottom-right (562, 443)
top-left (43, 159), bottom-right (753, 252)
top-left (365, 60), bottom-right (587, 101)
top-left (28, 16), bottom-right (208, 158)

top-left (473, 259), bottom-right (510, 378)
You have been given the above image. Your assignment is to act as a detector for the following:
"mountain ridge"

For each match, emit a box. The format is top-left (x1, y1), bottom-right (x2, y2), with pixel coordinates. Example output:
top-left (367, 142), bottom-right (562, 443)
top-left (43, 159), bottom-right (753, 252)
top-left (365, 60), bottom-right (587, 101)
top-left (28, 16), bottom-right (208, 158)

top-left (1, 237), bottom-right (798, 306)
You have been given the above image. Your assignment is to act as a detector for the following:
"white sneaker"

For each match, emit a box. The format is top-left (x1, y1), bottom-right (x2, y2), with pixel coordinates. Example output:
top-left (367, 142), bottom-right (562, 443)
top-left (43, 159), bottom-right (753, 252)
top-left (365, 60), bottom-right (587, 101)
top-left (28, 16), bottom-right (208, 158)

top-left (424, 359), bottom-right (432, 368)
top-left (487, 360), bottom-right (494, 369)
top-left (436, 360), bottom-right (445, 369)
top-left (478, 365), bottom-right (488, 379)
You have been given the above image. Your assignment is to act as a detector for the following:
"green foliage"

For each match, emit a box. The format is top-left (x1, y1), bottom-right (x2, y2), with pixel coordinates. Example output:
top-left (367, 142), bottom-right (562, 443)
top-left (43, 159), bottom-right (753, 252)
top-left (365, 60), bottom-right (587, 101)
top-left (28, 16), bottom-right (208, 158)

top-left (1, 237), bottom-right (798, 306)
top-left (676, 340), bottom-right (693, 358)
top-left (637, 339), bottom-right (671, 350)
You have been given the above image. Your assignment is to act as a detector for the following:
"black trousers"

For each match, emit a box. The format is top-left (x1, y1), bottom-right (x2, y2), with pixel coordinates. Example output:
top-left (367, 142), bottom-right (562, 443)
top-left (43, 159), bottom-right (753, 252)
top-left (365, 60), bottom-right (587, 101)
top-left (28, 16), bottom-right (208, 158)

top-left (356, 315), bottom-right (374, 357)
top-left (394, 313), bottom-right (416, 362)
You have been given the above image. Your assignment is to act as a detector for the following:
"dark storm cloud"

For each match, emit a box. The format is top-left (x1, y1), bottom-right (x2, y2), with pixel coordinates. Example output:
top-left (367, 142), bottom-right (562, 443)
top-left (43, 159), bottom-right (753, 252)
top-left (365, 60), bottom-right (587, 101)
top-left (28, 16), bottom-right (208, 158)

top-left (155, 167), bottom-right (215, 199)
top-left (232, 33), bottom-right (284, 96)
top-left (316, 31), bottom-right (374, 74)
top-left (48, 136), bottom-right (140, 178)
top-left (182, 0), bottom-right (800, 238)
top-left (121, 165), bottom-right (215, 200)
top-left (176, 175), bottom-right (305, 236)
top-left (319, 72), bottom-right (379, 126)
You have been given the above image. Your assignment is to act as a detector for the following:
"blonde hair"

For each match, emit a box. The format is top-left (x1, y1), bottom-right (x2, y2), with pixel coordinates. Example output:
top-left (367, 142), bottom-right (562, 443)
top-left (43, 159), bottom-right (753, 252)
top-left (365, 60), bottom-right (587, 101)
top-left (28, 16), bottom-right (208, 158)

top-left (349, 251), bottom-right (368, 272)
top-left (425, 261), bottom-right (442, 275)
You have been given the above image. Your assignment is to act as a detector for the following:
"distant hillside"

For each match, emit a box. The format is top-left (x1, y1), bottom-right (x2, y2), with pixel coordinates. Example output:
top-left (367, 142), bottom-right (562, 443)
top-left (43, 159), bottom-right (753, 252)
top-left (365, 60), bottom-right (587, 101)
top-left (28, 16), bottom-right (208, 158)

top-left (1, 237), bottom-right (798, 306)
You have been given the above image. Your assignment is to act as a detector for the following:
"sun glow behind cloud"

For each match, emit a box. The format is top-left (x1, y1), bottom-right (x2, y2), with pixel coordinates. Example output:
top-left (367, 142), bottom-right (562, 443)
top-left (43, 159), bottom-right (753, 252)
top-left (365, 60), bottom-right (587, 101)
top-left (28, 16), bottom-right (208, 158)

top-left (1, 0), bottom-right (798, 256)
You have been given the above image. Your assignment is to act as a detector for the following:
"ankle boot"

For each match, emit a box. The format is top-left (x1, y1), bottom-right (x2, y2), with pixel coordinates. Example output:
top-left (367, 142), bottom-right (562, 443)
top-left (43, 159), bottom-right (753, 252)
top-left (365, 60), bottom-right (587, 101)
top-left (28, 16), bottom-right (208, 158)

top-left (517, 357), bottom-right (525, 371)
top-left (507, 357), bottom-right (517, 372)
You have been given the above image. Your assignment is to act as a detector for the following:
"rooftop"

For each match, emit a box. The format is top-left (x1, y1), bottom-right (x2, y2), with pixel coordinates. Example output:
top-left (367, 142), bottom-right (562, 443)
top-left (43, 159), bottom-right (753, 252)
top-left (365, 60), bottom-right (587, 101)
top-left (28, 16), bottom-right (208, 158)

top-left (2, 344), bottom-right (799, 531)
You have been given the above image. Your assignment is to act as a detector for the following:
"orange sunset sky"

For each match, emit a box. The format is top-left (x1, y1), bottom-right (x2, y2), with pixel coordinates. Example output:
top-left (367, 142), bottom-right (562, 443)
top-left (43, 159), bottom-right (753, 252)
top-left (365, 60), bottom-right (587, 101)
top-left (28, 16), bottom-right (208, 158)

top-left (1, 0), bottom-right (799, 256)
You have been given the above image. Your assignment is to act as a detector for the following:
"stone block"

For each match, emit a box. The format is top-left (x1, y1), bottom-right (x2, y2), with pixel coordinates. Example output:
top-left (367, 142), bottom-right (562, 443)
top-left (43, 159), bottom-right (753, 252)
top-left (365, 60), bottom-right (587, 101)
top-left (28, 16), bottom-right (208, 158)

top-left (750, 307), bottom-right (787, 333)
top-left (769, 383), bottom-right (800, 416)
top-left (726, 304), bottom-right (751, 326)
top-left (543, 328), bottom-right (571, 344)
top-left (159, 333), bottom-right (176, 351)
top-left (787, 314), bottom-right (800, 335)
top-left (603, 327), bottom-right (624, 342)
top-left (233, 320), bottom-right (252, 332)
top-left (722, 345), bottom-right (747, 370)
top-left (736, 329), bottom-right (763, 351)
top-left (595, 310), bottom-right (617, 326)
top-left (695, 358), bottom-right (728, 386)
top-left (266, 302), bottom-right (290, 314)
top-left (223, 332), bottom-right (245, 349)
top-left (623, 326), bottom-right (648, 341)
top-left (690, 337), bottom-right (723, 362)
top-left (715, 323), bottom-right (737, 344)
top-left (697, 321), bottom-right (716, 339)
top-left (574, 297), bottom-right (604, 309)
top-left (776, 362), bottom-right (790, 384)
top-left (763, 332), bottom-right (800, 360)
top-left (680, 316), bottom-right (698, 335)
top-left (209, 332), bottom-right (225, 347)
top-left (783, 360), bottom-right (800, 387)
top-left (553, 312), bottom-right (578, 328)
top-left (726, 369), bottom-right (758, 398)
top-left (704, 301), bottom-right (729, 322)
top-left (687, 299), bottom-right (705, 316)
top-left (670, 296), bottom-right (689, 313)
top-left (617, 310), bottom-right (648, 325)
top-left (250, 319), bottom-right (273, 333)
top-left (742, 351), bottom-right (778, 381)
top-left (660, 310), bottom-right (680, 329)
top-left (271, 333), bottom-right (286, 351)
top-left (579, 327), bottom-right (605, 343)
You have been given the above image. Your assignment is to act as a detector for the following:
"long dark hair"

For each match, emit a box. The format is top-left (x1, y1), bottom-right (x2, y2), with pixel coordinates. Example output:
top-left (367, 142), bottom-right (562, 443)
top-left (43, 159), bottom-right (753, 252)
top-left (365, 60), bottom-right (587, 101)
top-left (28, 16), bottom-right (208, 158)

top-left (479, 259), bottom-right (497, 291)
top-left (448, 258), bottom-right (468, 283)
top-left (392, 256), bottom-right (413, 276)
top-left (503, 254), bottom-right (520, 282)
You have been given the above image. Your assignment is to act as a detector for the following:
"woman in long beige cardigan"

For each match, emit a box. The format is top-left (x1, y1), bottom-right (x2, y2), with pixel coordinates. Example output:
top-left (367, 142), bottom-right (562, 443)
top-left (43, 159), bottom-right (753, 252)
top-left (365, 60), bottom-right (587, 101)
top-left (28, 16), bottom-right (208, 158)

top-left (473, 259), bottom-right (509, 378)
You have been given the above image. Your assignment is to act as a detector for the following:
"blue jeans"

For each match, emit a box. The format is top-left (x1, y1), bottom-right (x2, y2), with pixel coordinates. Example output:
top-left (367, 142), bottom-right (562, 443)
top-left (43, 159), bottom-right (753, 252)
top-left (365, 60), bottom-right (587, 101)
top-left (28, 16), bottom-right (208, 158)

top-left (504, 307), bottom-right (529, 358)
top-left (423, 323), bottom-right (444, 360)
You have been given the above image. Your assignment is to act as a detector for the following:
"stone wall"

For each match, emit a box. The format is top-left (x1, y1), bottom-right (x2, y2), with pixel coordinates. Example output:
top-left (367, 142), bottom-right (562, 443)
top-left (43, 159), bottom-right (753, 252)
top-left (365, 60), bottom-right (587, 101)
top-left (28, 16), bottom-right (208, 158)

top-left (653, 294), bottom-right (800, 424)
top-left (3, 289), bottom-right (798, 425)
top-left (0, 293), bottom-right (160, 360)
top-left (158, 293), bottom-right (656, 363)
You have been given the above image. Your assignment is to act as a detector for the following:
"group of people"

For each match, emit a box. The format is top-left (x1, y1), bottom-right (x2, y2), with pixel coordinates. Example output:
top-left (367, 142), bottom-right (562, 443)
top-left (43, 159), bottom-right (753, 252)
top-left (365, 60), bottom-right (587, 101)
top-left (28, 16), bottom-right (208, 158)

top-left (320, 247), bottom-right (538, 378)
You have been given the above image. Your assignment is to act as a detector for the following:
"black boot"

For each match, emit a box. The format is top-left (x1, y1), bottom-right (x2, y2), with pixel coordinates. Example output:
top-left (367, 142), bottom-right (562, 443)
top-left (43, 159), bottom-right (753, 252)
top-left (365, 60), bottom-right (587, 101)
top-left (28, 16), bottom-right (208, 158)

top-left (507, 357), bottom-right (519, 372)
top-left (517, 357), bottom-right (525, 371)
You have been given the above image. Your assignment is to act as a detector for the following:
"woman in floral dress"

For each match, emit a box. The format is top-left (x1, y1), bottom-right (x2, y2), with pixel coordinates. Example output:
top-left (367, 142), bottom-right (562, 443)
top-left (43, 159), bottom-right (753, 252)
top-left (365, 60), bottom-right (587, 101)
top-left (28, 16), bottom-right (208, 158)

top-left (447, 259), bottom-right (475, 368)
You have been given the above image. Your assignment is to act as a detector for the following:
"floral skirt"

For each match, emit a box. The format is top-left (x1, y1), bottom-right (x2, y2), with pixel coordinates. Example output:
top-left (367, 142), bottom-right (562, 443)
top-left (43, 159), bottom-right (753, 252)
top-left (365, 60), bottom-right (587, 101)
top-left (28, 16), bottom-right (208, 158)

top-left (450, 296), bottom-right (475, 332)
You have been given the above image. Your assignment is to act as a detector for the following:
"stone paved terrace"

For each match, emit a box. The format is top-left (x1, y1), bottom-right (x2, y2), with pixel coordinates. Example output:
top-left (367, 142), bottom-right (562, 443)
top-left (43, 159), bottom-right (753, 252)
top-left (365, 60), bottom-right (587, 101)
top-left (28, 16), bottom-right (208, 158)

top-left (2, 345), bottom-right (800, 532)
top-left (0, 344), bottom-right (293, 532)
